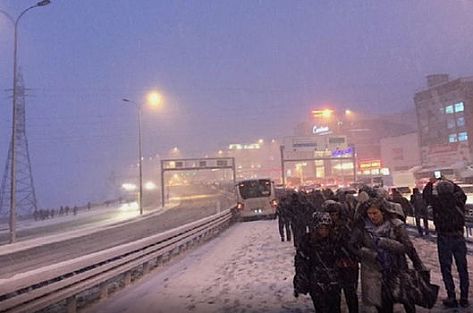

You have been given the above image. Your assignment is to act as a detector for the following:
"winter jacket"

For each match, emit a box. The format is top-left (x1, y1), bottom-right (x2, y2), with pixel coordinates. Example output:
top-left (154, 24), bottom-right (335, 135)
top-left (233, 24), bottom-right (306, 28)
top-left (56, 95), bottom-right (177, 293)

top-left (332, 219), bottom-right (358, 269)
top-left (422, 181), bottom-right (466, 234)
top-left (294, 233), bottom-right (339, 295)
top-left (276, 198), bottom-right (290, 220)
top-left (348, 217), bottom-right (424, 308)
top-left (410, 192), bottom-right (427, 215)
top-left (391, 193), bottom-right (413, 217)
top-left (288, 199), bottom-right (307, 227)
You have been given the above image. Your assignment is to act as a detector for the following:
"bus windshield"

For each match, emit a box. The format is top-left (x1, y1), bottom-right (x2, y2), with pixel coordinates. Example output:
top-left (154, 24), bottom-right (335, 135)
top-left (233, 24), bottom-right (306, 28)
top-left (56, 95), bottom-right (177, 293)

top-left (238, 179), bottom-right (272, 199)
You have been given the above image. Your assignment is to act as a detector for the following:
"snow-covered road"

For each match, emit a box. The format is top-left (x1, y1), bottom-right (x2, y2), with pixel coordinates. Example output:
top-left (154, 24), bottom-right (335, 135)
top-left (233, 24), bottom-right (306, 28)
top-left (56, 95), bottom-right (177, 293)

top-left (86, 220), bottom-right (473, 313)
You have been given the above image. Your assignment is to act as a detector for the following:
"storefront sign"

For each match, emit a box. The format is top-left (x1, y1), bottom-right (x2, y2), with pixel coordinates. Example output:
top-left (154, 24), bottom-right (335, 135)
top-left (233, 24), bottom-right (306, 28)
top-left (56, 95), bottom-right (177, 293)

top-left (312, 125), bottom-right (330, 134)
top-left (331, 146), bottom-right (353, 157)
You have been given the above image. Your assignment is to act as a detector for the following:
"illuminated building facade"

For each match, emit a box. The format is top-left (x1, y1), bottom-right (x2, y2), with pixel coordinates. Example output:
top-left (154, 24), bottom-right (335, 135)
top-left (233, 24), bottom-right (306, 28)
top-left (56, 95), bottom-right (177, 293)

top-left (223, 140), bottom-right (281, 181)
top-left (414, 74), bottom-right (473, 168)
top-left (295, 109), bottom-right (417, 183)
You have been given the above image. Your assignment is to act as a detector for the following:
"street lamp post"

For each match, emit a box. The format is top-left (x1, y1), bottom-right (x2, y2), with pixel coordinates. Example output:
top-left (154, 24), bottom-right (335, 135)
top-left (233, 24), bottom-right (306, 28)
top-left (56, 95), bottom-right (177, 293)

top-left (0, 0), bottom-right (51, 244)
top-left (122, 93), bottom-right (161, 215)
top-left (122, 98), bottom-right (144, 215)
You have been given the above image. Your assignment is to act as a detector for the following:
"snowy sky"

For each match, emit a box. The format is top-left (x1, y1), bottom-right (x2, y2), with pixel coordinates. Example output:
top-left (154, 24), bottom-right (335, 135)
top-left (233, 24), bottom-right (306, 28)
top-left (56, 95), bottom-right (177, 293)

top-left (1, 1), bottom-right (473, 207)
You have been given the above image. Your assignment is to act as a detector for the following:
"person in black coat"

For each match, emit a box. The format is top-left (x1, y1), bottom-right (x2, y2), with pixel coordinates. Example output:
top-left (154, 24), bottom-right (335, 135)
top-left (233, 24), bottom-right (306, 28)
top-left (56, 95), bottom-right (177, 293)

top-left (288, 192), bottom-right (308, 248)
top-left (410, 188), bottom-right (429, 236)
top-left (293, 211), bottom-right (341, 313)
top-left (423, 178), bottom-right (469, 308)
top-left (323, 200), bottom-right (359, 313)
top-left (276, 195), bottom-right (291, 241)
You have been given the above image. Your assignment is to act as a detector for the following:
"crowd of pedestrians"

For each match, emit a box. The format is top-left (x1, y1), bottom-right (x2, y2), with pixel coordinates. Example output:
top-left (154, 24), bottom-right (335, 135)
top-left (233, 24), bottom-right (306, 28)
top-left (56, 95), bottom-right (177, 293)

top-left (275, 178), bottom-right (470, 312)
top-left (33, 202), bottom-right (91, 221)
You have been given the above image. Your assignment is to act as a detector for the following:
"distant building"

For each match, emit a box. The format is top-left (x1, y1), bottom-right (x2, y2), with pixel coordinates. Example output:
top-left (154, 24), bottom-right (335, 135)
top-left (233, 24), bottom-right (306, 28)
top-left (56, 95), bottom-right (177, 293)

top-left (294, 109), bottom-right (417, 176)
top-left (380, 132), bottom-right (420, 172)
top-left (414, 74), bottom-right (473, 168)
top-left (223, 140), bottom-right (281, 181)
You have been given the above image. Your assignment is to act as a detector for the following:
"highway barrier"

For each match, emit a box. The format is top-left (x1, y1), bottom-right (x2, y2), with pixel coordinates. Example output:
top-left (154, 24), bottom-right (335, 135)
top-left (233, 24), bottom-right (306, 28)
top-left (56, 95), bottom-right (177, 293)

top-left (0, 209), bottom-right (235, 313)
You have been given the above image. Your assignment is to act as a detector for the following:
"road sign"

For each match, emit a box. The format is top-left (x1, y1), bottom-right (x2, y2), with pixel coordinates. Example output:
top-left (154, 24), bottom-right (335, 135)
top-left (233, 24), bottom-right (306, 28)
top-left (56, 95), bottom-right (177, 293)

top-left (284, 135), bottom-right (347, 152)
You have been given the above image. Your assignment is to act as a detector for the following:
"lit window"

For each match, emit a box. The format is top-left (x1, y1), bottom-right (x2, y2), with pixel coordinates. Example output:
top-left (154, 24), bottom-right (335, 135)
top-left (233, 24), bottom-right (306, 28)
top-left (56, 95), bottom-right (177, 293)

top-left (449, 133), bottom-right (458, 142)
top-left (457, 117), bottom-right (465, 127)
top-left (455, 102), bottom-right (464, 113)
top-left (380, 168), bottom-right (390, 175)
top-left (458, 132), bottom-right (468, 142)
top-left (445, 105), bottom-right (454, 114)
top-left (447, 119), bottom-right (455, 129)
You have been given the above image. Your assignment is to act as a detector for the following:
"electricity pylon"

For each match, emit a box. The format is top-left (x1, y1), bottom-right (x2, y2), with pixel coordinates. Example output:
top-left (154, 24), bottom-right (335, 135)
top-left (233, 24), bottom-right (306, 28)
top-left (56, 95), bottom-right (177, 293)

top-left (0, 68), bottom-right (38, 217)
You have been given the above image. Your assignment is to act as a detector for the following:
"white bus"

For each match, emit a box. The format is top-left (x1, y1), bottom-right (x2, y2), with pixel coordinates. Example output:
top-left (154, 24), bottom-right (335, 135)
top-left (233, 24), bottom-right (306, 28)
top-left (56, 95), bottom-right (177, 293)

top-left (235, 178), bottom-right (277, 220)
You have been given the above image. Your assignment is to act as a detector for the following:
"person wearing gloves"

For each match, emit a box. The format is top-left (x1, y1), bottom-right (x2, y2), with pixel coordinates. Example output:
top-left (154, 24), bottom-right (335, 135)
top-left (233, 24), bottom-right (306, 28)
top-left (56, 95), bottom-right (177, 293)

top-left (293, 211), bottom-right (341, 313)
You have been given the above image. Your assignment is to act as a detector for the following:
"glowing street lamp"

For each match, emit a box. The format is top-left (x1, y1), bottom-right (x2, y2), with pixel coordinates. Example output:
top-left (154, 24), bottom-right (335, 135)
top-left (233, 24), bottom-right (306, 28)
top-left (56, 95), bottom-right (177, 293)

top-left (121, 183), bottom-right (137, 192)
top-left (312, 109), bottom-right (333, 119)
top-left (144, 181), bottom-right (157, 190)
top-left (0, 0), bottom-right (52, 244)
top-left (147, 91), bottom-right (163, 108)
top-left (122, 91), bottom-right (163, 215)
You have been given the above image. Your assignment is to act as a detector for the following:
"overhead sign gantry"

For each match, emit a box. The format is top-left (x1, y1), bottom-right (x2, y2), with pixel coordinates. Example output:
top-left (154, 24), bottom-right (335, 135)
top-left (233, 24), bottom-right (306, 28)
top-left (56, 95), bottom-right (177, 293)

top-left (160, 157), bottom-right (236, 207)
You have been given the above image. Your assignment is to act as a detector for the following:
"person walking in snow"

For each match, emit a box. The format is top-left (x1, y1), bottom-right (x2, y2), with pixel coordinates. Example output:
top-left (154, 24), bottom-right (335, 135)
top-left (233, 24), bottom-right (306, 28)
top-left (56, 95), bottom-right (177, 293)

top-left (423, 178), bottom-right (469, 308)
top-left (349, 196), bottom-right (425, 313)
top-left (323, 200), bottom-right (359, 313)
top-left (276, 195), bottom-right (291, 242)
top-left (288, 192), bottom-right (308, 248)
top-left (293, 211), bottom-right (341, 313)
top-left (410, 188), bottom-right (429, 236)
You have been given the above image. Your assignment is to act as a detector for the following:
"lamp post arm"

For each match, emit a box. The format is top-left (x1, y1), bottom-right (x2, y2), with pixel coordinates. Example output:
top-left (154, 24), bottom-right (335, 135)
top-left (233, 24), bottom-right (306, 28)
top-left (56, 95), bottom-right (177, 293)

top-left (15, 5), bottom-right (38, 28)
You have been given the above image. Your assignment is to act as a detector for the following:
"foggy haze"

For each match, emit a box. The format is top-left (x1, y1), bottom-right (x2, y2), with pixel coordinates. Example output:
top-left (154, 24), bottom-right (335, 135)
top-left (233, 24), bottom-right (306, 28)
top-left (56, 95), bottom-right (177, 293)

top-left (1, 0), bottom-right (473, 208)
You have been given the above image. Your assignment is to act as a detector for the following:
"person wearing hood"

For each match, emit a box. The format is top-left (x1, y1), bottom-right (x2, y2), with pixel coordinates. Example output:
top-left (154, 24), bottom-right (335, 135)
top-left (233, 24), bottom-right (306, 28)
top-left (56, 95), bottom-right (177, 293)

top-left (323, 200), bottom-right (359, 313)
top-left (348, 196), bottom-right (426, 313)
top-left (423, 178), bottom-right (469, 308)
top-left (293, 211), bottom-right (341, 313)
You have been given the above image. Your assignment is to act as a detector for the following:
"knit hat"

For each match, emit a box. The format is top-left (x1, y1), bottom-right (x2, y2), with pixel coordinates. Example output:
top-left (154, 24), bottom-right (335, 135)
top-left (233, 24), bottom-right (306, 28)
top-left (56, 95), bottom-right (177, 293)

top-left (312, 211), bottom-right (333, 229)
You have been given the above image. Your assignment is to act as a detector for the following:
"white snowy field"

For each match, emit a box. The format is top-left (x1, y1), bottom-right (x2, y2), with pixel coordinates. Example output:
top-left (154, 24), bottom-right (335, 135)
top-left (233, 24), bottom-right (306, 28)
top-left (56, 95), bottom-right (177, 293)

top-left (87, 220), bottom-right (473, 313)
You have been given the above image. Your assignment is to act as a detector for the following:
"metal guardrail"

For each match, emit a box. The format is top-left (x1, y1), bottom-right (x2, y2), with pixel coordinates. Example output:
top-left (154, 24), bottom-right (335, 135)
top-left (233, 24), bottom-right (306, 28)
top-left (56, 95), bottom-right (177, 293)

top-left (0, 209), bottom-right (235, 313)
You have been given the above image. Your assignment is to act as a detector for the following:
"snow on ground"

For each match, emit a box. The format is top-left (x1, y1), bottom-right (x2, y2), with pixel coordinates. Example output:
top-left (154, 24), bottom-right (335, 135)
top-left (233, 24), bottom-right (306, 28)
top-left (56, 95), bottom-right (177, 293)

top-left (0, 202), bottom-right (180, 256)
top-left (0, 204), bottom-right (123, 233)
top-left (86, 219), bottom-right (473, 313)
